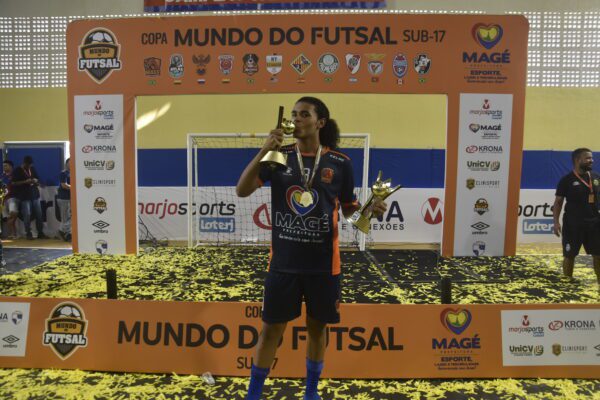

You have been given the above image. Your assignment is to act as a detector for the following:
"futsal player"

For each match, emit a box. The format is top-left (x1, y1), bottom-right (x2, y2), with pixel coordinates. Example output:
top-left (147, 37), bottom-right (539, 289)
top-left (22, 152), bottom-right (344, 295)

top-left (236, 97), bottom-right (387, 400)
top-left (553, 148), bottom-right (600, 283)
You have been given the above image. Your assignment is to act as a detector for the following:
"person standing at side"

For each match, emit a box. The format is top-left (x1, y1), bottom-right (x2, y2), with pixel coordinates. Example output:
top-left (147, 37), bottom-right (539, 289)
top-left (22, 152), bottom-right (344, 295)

top-left (57, 158), bottom-right (72, 242)
top-left (553, 148), bottom-right (600, 284)
top-left (11, 155), bottom-right (47, 240)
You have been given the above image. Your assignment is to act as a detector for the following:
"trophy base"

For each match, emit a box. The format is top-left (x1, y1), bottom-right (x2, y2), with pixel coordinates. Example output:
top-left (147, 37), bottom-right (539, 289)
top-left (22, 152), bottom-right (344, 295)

top-left (260, 151), bottom-right (287, 170)
top-left (348, 211), bottom-right (371, 234)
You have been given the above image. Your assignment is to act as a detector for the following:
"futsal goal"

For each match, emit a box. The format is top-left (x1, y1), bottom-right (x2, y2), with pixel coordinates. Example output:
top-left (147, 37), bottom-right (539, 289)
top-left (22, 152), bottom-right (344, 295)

top-left (187, 133), bottom-right (371, 250)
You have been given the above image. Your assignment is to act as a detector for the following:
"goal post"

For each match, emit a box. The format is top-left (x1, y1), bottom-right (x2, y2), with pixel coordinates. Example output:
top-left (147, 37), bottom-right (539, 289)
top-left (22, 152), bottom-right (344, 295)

top-left (187, 133), bottom-right (370, 250)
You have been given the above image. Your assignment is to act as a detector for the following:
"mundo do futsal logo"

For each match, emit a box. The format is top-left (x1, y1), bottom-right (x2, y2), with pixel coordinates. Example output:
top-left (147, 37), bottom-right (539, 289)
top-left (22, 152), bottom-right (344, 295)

top-left (43, 302), bottom-right (89, 360)
top-left (78, 28), bottom-right (122, 83)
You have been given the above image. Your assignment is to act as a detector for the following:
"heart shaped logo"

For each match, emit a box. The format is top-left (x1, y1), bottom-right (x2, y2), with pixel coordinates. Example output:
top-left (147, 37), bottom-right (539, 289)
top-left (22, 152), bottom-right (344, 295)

top-left (440, 308), bottom-right (472, 335)
top-left (472, 23), bottom-right (503, 50)
top-left (469, 123), bottom-right (480, 133)
top-left (286, 185), bottom-right (318, 216)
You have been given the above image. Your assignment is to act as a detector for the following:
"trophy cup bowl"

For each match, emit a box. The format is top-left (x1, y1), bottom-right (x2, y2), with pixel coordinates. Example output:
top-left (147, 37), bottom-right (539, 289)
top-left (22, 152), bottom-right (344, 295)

top-left (260, 106), bottom-right (295, 170)
top-left (348, 170), bottom-right (402, 234)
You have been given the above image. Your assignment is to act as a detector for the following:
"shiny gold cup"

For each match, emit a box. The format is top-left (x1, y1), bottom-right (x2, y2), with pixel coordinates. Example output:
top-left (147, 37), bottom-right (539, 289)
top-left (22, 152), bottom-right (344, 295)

top-left (260, 106), bottom-right (295, 169)
top-left (347, 170), bottom-right (402, 234)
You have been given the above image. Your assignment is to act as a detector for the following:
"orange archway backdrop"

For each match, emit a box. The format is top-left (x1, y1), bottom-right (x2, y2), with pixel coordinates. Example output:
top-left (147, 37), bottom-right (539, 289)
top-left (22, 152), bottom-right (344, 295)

top-left (66, 14), bottom-right (528, 256)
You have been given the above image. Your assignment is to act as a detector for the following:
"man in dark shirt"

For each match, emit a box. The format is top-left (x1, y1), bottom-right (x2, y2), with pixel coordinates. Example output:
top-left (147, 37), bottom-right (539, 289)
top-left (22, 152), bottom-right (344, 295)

top-left (57, 158), bottom-right (71, 242)
top-left (553, 148), bottom-right (600, 283)
top-left (12, 155), bottom-right (47, 240)
top-left (237, 97), bottom-right (386, 400)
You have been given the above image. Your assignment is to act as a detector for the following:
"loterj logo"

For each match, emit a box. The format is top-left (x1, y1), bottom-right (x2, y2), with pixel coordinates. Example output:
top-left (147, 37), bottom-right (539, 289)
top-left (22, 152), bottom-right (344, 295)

top-left (78, 28), bottom-right (122, 83)
top-left (199, 217), bottom-right (235, 233)
top-left (42, 303), bottom-right (89, 360)
top-left (523, 219), bottom-right (554, 234)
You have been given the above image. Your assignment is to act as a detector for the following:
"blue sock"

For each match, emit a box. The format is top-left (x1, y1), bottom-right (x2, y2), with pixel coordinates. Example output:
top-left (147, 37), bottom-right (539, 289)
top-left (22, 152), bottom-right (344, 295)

top-left (246, 364), bottom-right (270, 400)
top-left (304, 358), bottom-right (323, 400)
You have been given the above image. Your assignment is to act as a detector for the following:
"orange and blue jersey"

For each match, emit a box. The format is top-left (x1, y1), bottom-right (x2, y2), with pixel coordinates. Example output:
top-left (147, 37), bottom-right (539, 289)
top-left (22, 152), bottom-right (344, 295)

top-left (258, 144), bottom-right (359, 276)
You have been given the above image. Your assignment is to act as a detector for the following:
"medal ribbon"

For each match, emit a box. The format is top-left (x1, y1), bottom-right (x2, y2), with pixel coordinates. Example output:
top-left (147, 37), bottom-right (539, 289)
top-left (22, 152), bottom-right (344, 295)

top-left (574, 170), bottom-right (593, 194)
top-left (295, 144), bottom-right (323, 193)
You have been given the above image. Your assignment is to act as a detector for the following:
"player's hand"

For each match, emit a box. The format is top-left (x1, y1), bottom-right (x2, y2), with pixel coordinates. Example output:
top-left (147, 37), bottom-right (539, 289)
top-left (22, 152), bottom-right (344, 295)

top-left (264, 129), bottom-right (284, 151)
top-left (553, 221), bottom-right (561, 237)
top-left (370, 198), bottom-right (387, 218)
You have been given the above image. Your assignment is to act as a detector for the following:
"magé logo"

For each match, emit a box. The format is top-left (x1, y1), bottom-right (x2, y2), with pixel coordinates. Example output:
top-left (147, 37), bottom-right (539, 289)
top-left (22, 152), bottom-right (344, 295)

top-left (42, 302), bottom-right (89, 360)
top-left (472, 23), bottom-right (503, 50)
top-left (441, 308), bottom-right (472, 335)
top-left (78, 28), bottom-right (122, 84)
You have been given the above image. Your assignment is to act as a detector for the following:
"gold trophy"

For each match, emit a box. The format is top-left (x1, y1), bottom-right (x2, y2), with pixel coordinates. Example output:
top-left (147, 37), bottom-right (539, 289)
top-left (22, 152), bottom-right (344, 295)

top-left (348, 170), bottom-right (402, 234)
top-left (260, 106), bottom-right (295, 170)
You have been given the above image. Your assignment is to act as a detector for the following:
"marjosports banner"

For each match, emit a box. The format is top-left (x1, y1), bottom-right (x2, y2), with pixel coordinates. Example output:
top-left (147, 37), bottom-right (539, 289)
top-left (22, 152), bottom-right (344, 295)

top-left (5, 187), bottom-right (560, 249)
top-left (137, 187), bottom-right (563, 249)
top-left (1, 297), bottom-right (598, 378)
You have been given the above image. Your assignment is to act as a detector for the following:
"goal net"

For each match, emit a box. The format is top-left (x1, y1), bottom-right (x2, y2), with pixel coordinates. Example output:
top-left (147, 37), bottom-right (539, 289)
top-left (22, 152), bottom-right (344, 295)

top-left (187, 133), bottom-right (370, 250)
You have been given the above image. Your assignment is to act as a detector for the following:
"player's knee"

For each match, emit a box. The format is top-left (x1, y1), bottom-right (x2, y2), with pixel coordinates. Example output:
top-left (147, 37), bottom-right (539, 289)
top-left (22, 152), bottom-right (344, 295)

top-left (306, 318), bottom-right (327, 338)
top-left (259, 323), bottom-right (286, 343)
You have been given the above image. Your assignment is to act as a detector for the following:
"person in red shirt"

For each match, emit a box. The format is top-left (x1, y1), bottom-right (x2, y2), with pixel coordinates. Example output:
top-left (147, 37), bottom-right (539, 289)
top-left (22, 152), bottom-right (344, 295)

top-left (237, 97), bottom-right (386, 400)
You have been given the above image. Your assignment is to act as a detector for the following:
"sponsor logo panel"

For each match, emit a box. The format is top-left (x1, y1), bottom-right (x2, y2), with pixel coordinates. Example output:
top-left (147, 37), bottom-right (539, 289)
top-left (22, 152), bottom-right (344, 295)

top-left (0, 303), bottom-right (30, 357)
top-left (432, 308), bottom-right (482, 371)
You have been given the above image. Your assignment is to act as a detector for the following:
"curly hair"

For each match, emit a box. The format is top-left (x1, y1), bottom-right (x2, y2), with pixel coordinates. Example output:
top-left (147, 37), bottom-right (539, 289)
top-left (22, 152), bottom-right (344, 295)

top-left (296, 96), bottom-right (340, 149)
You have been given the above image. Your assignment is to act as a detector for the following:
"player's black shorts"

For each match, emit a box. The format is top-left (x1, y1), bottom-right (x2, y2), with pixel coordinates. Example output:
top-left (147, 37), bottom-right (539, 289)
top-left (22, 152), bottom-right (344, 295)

top-left (261, 270), bottom-right (341, 324)
top-left (562, 218), bottom-right (600, 258)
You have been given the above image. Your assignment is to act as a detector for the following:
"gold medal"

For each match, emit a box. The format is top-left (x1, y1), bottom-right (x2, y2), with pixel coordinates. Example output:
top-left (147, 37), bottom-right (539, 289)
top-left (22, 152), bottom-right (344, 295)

top-left (300, 191), bottom-right (314, 207)
top-left (589, 193), bottom-right (595, 204)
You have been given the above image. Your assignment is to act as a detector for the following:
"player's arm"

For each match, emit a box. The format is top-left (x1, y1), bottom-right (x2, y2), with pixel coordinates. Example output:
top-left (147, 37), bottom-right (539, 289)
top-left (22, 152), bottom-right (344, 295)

top-left (552, 196), bottom-right (564, 237)
top-left (236, 129), bottom-right (283, 197)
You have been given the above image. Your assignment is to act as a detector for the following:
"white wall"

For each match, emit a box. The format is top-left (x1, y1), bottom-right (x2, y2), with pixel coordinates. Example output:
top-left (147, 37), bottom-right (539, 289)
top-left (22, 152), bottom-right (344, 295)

top-left (1, 0), bottom-right (598, 17)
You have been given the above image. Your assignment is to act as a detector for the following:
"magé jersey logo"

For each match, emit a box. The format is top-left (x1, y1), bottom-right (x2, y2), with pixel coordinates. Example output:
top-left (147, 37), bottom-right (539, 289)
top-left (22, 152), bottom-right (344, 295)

top-left (78, 28), bottom-right (122, 84)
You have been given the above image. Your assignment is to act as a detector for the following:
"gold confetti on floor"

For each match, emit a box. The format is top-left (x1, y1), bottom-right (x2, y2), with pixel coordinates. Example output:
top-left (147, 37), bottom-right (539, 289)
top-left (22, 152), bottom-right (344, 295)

top-left (1, 247), bottom-right (598, 399)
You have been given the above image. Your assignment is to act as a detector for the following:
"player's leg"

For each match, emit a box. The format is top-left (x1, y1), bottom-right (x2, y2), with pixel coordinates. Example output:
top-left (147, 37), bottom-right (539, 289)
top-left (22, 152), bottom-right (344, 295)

top-left (583, 220), bottom-right (600, 284)
top-left (7, 198), bottom-right (19, 238)
top-left (247, 271), bottom-right (302, 400)
top-left (592, 256), bottom-right (600, 284)
top-left (561, 219), bottom-right (580, 278)
top-left (20, 200), bottom-right (33, 239)
top-left (302, 273), bottom-right (341, 400)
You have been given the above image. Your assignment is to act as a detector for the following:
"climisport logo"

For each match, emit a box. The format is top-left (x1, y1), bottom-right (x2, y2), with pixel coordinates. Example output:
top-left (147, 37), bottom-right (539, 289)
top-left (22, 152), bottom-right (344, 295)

top-left (78, 28), bottom-right (122, 83)
top-left (440, 308), bottom-right (472, 335)
top-left (472, 23), bottom-right (503, 50)
top-left (43, 302), bottom-right (88, 360)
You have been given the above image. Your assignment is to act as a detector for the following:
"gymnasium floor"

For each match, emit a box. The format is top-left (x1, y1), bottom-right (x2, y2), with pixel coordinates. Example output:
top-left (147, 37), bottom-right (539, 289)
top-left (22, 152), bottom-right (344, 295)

top-left (0, 243), bottom-right (599, 399)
